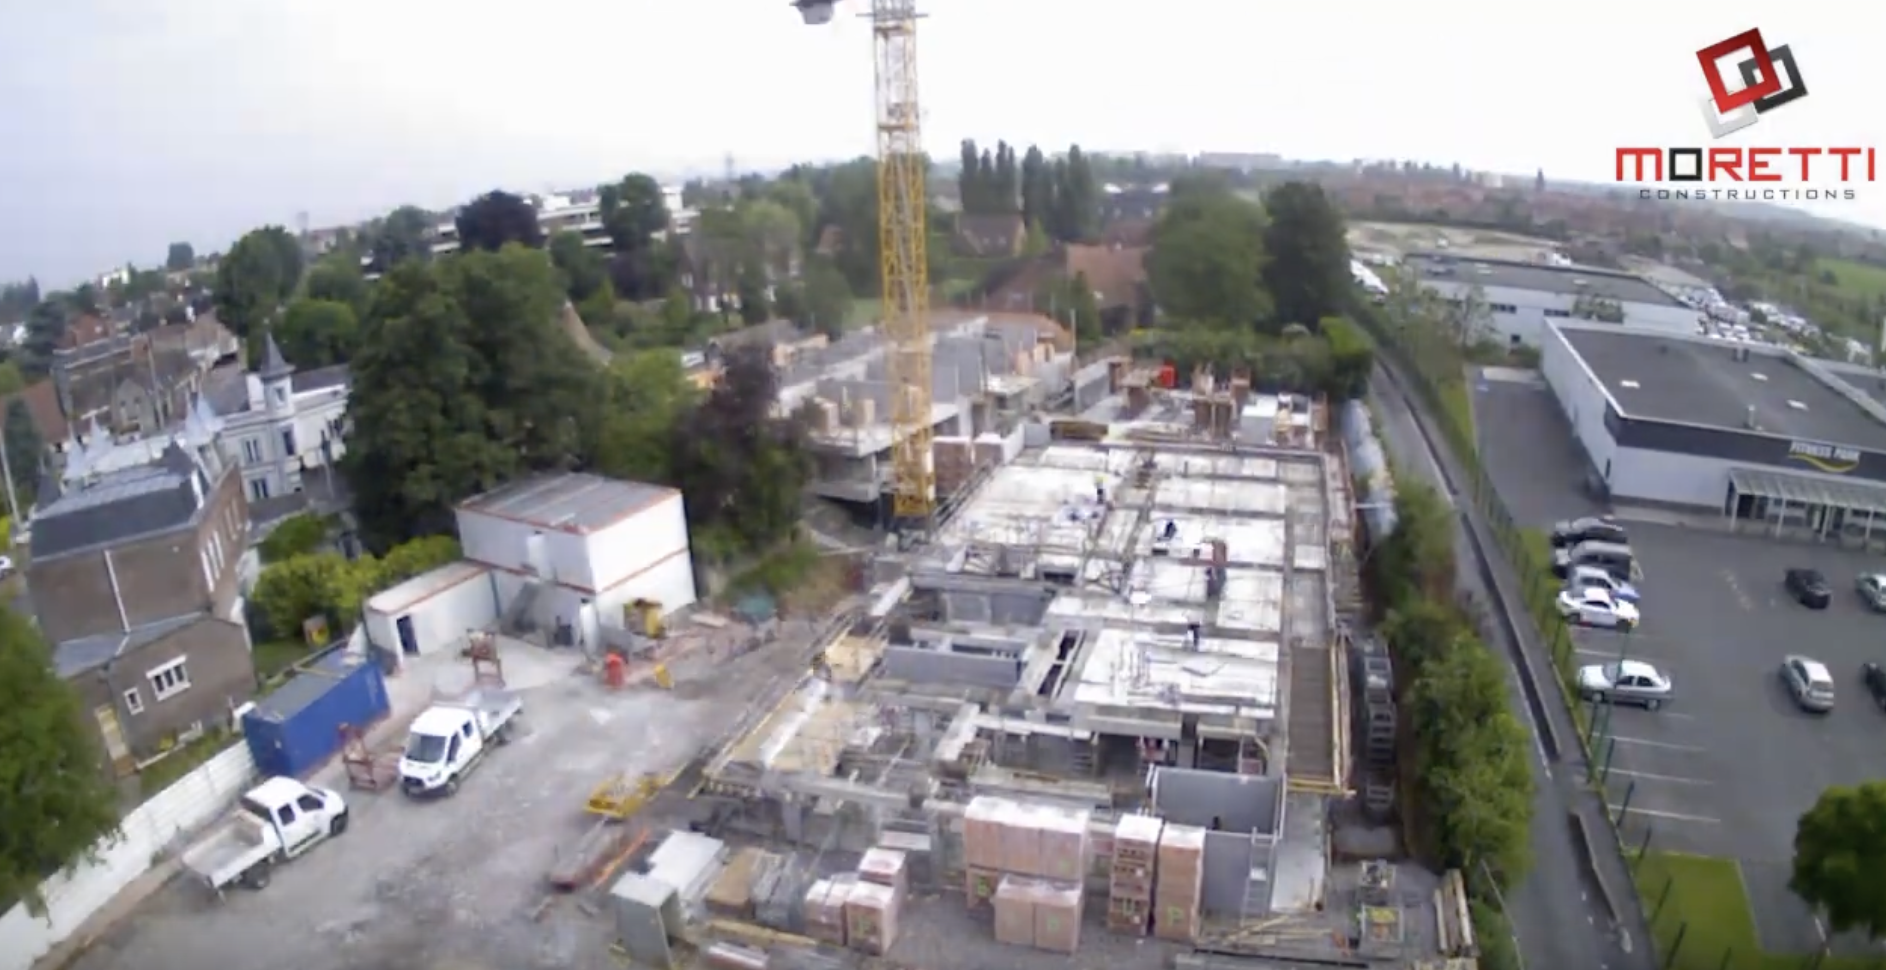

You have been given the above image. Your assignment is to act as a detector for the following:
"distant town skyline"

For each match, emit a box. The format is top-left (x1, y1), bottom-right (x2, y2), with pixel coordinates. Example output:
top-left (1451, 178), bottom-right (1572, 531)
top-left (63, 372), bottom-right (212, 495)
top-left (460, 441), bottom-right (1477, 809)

top-left (0, 0), bottom-right (1873, 286)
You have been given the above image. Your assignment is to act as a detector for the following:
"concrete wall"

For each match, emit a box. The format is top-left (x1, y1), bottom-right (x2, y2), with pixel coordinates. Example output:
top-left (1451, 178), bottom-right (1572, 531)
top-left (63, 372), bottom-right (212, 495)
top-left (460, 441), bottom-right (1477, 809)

top-left (1540, 323), bottom-right (1617, 482)
top-left (1151, 767), bottom-right (1285, 835)
top-left (938, 588), bottom-right (1055, 626)
top-left (1072, 361), bottom-right (1113, 411)
top-left (881, 646), bottom-right (1022, 688)
top-left (1201, 830), bottom-right (1257, 917)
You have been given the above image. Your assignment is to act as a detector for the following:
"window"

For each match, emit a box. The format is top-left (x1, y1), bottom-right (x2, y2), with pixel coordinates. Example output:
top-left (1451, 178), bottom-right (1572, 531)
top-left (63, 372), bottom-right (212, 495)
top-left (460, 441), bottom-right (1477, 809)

top-left (249, 478), bottom-right (271, 501)
top-left (1487, 302), bottom-right (1519, 314)
top-left (280, 427), bottom-right (296, 456)
top-left (296, 794), bottom-right (324, 813)
top-left (148, 658), bottom-right (191, 700)
top-left (272, 386), bottom-right (288, 406)
top-left (241, 438), bottom-right (263, 463)
top-left (1544, 308), bottom-right (1571, 318)
top-left (123, 688), bottom-right (144, 715)
top-left (199, 549), bottom-right (215, 590)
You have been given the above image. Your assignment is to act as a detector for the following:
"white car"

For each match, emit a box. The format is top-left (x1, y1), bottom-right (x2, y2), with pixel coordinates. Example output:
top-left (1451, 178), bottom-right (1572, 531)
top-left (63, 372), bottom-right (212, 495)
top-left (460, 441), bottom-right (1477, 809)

top-left (1566, 564), bottom-right (1640, 603)
top-left (1576, 659), bottom-right (1673, 710)
top-left (1556, 587), bottom-right (1640, 630)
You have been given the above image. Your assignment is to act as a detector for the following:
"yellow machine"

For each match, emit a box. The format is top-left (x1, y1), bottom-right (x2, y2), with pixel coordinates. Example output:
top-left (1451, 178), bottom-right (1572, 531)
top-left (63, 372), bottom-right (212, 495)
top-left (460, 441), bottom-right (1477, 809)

top-left (586, 772), bottom-right (665, 820)
top-left (793, 0), bottom-right (935, 530)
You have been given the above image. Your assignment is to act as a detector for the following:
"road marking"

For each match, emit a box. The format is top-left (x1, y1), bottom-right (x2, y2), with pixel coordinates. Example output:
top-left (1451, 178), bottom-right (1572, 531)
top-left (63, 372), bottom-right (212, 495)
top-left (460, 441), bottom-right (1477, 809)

top-left (1608, 768), bottom-right (1712, 785)
top-left (1608, 736), bottom-right (1704, 752)
top-left (1614, 806), bottom-right (1721, 824)
top-left (1722, 570), bottom-right (1754, 611)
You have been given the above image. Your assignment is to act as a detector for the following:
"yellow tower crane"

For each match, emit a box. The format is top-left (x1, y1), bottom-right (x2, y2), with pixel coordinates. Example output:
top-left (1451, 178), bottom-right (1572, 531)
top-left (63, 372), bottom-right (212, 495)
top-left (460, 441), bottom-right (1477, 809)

top-left (793, 0), bottom-right (934, 531)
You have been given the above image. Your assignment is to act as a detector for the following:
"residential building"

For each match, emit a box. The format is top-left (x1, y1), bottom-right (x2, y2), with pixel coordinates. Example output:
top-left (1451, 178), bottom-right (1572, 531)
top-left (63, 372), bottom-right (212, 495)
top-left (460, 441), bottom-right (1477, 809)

top-left (360, 474), bottom-right (698, 669)
top-left (1064, 244), bottom-right (1152, 333)
top-left (952, 213), bottom-right (1027, 258)
top-left (50, 314), bottom-right (236, 439)
top-left (420, 187), bottom-right (691, 259)
top-left (202, 332), bottom-right (350, 522)
top-left (1405, 253), bottom-right (1699, 348)
top-left (30, 431), bottom-right (254, 773)
top-left (1099, 183), bottom-right (1168, 225)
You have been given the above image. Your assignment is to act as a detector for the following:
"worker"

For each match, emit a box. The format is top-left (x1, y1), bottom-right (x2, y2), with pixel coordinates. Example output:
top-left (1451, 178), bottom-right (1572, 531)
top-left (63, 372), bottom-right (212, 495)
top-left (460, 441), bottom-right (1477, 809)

top-left (1163, 519), bottom-right (1178, 540)
top-left (1186, 620), bottom-right (1202, 650)
top-left (1094, 476), bottom-right (1107, 504)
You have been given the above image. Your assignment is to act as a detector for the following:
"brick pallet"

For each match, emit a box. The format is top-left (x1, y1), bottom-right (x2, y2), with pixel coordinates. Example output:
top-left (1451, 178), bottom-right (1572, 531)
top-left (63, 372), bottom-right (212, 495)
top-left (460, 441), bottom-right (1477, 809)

top-left (1108, 814), bottom-right (1164, 935)
top-left (1153, 824), bottom-right (1205, 943)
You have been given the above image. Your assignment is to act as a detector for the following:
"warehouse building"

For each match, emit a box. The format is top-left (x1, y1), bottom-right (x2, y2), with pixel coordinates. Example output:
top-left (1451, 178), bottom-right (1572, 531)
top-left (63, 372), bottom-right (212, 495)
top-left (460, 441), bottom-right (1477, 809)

top-left (1540, 322), bottom-right (1886, 542)
top-left (1408, 253), bottom-right (1698, 348)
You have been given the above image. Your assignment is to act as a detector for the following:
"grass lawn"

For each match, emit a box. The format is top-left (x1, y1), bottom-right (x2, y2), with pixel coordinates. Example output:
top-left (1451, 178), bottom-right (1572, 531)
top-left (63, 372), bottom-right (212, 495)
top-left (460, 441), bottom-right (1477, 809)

top-left (1819, 258), bottom-right (1886, 303)
top-left (253, 638), bottom-right (319, 686)
top-left (1632, 851), bottom-right (1876, 970)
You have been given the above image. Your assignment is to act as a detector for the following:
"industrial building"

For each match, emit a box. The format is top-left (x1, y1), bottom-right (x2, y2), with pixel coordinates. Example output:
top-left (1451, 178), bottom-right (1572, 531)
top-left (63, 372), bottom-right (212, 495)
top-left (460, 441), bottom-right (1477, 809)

top-left (1541, 322), bottom-right (1886, 542)
top-left (363, 473), bottom-right (697, 668)
top-left (1407, 253), bottom-right (1698, 348)
top-left (783, 312), bottom-right (1115, 504)
top-left (637, 377), bottom-right (1476, 970)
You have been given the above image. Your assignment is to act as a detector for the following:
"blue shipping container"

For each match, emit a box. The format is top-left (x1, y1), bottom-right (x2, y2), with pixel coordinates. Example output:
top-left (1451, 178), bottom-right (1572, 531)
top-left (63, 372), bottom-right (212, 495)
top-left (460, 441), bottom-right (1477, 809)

top-left (243, 648), bottom-right (391, 779)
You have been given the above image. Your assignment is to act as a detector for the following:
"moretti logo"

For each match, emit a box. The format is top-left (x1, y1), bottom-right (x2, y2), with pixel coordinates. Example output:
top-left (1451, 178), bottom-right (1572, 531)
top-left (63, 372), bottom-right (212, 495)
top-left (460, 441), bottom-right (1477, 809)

top-left (1788, 440), bottom-right (1861, 474)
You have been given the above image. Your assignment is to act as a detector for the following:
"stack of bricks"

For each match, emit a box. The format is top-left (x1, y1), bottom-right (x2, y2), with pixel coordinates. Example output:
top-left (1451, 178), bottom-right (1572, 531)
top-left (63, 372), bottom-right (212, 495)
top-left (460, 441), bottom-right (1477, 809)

top-left (1107, 814), bottom-right (1164, 935)
top-left (1152, 824), bottom-right (1205, 943)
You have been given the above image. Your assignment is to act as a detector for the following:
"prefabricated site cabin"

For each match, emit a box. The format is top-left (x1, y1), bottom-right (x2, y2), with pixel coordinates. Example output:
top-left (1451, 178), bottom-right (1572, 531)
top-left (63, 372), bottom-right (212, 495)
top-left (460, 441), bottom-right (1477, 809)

top-left (362, 474), bottom-right (698, 663)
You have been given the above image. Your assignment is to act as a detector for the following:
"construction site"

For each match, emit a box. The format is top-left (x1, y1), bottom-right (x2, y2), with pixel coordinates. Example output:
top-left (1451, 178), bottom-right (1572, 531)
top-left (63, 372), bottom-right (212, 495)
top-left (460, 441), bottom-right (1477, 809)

top-left (583, 366), bottom-right (1481, 970)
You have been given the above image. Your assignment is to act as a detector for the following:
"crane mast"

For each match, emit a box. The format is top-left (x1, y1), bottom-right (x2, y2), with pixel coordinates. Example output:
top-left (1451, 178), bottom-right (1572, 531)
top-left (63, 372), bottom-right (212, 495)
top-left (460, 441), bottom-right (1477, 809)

top-left (868, 0), bottom-right (934, 529)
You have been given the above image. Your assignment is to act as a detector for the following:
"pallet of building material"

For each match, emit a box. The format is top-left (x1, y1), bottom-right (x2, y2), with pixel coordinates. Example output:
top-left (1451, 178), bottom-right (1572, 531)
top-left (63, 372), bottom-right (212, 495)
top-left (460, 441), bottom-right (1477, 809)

top-left (1152, 824), bottom-right (1205, 943)
top-left (1000, 803), bottom-right (1044, 877)
top-left (802, 878), bottom-right (850, 947)
top-left (1034, 807), bottom-right (1090, 883)
top-left (1033, 881), bottom-right (1084, 954)
top-left (962, 796), bottom-right (1012, 871)
top-left (1111, 814), bottom-right (1164, 869)
top-left (1106, 895), bottom-right (1150, 935)
top-left (844, 880), bottom-right (900, 956)
top-left (965, 866), bottom-right (1001, 910)
top-left (705, 847), bottom-right (764, 920)
top-left (858, 846), bottom-right (909, 895)
top-left (991, 876), bottom-right (1040, 947)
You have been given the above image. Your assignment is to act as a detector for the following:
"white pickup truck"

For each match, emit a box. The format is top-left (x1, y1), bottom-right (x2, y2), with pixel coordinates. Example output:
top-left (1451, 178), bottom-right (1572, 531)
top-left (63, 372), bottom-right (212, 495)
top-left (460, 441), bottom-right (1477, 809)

top-left (398, 688), bottom-right (522, 796)
top-left (180, 777), bottom-right (349, 894)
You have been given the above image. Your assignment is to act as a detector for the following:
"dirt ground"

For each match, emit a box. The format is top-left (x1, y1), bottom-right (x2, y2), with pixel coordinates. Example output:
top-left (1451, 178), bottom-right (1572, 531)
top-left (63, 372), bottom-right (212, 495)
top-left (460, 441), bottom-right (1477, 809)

top-left (1348, 221), bottom-right (1561, 263)
top-left (64, 633), bottom-right (819, 970)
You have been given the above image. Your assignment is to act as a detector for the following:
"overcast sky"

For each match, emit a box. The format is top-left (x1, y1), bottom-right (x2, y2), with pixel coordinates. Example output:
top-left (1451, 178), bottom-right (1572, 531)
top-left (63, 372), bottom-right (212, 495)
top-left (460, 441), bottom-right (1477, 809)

top-left (0, 0), bottom-right (1876, 286)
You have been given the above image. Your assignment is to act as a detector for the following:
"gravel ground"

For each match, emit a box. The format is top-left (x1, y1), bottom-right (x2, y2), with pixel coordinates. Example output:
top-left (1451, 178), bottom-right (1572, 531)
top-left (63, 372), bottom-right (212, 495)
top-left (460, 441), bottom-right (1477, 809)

top-left (67, 635), bottom-right (816, 970)
top-left (888, 894), bottom-right (1182, 970)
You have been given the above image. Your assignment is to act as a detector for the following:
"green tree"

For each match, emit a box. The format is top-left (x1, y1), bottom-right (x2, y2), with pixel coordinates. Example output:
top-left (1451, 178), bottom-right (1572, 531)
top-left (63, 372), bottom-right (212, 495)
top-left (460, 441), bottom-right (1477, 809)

top-left (304, 251), bottom-right (371, 315)
top-left (799, 255), bottom-right (853, 338)
top-left (548, 231), bottom-right (609, 304)
top-left (1019, 145), bottom-right (1050, 231)
top-left (368, 206), bottom-right (434, 270)
top-left (594, 351), bottom-right (697, 484)
top-left (0, 361), bottom-right (24, 398)
top-left (258, 513), bottom-right (329, 563)
top-left (600, 173), bottom-right (670, 253)
top-left (765, 179), bottom-right (820, 249)
top-left (1792, 781), bottom-right (1886, 938)
top-left (1320, 315), bottom-right (1374, 399)
top-left (20, 299), bottom-right (67, 379)
top-left (3, 398), bottom-right (41, 509)
top-left (1147, 190), bottom-right (1272, 327)
top-left (958, 139), bottom-right (984, 213)
top-left (277, 298), bottom-right (361, 368)
top-left (1261, 182), bottom-right (1353, 330)
top-left (164, 242), bottom-right (196, 272)
top-left (1049, 145), bottom-right (1099, 243)
top-left (343, 247), bottom-right (603, 549)
top-left (215, 226), bottom-right (304, 341)
top-left (736, 259), bottom-right (773, 325)
top-left (0, 607), bottom-right (121, 913)
top-left (455, 190), bottom-right (543, 252)
top-left (671, 345), bottom-right (811, 556)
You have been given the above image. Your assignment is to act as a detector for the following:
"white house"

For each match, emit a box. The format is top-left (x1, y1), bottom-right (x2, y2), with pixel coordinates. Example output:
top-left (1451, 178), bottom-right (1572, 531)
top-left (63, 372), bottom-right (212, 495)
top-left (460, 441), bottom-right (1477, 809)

top-left (361, 473), bottom-right (698, 665)
top-left (205, 333), bottom-right (350, 506)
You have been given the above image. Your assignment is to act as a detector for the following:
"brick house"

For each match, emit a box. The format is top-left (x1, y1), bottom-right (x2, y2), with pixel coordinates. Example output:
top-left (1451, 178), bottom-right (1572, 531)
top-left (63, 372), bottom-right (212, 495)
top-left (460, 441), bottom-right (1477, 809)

top-left (952, 213), bottom-right (1027, 258)
top-left (31, 438), bottom-right (255, 774)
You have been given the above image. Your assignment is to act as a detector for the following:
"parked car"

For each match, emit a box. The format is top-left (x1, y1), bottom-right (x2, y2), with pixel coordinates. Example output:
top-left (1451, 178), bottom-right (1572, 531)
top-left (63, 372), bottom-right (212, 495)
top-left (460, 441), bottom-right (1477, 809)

top-left (1566, 564), bottom-right (1641, 603)
top-left (1550, 516), bottom-right (1628, 548)
top-left (1555, 587), bottom-right (1640, 630)
top-left (180, 777), bottom-right (349, 894)
top-left (1576, 659), bottom-right (1673, 709)
top-left (1785, 568), bottom-right (1832, 609)
top-left (398, 688), bottom-right (522, 796)
top-left (1781, 655), bottom-right (1836, 712)
top-left (1857, 574), bottom-right (1886, 611)
top-left (1862, 662), bottom-right (1886, 710)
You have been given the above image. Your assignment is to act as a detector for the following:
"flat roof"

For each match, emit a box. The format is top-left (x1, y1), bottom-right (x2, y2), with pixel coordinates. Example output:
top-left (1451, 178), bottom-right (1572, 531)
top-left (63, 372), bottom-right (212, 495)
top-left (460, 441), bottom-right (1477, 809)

top-left (365, 560), bottom-right (490, 615)
top-left (458, 473), bottom-right (673, 535)
top-left (1561, 327), bottom-right (1886, 450)
top-left (1406, 253), bottom-right (1684, 308)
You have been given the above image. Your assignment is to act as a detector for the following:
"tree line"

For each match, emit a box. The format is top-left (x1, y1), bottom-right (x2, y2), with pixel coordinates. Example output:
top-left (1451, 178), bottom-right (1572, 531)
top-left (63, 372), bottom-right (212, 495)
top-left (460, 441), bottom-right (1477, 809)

top-left (956, 139), bottom-right (1100, 244)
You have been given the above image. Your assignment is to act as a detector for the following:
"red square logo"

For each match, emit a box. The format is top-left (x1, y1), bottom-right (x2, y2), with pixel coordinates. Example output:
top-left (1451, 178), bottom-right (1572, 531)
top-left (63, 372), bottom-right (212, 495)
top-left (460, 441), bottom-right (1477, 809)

top-left (1697, 29), bottom-right (1783, 113)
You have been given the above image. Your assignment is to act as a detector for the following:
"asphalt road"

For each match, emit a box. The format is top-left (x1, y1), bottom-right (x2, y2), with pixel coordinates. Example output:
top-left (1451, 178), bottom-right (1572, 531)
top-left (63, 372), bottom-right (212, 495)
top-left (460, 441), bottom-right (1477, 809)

top-left (1369, 366), bottom-right (1651, 970)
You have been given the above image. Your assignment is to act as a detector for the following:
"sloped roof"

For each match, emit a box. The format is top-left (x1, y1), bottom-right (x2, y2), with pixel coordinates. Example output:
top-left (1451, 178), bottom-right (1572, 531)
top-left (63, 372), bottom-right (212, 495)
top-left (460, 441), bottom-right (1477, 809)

top-left (1064, 244), bottom-right (1149, 309)
top-left (54, 614), bottom-right (203, 678)
top-left (32, 443), bottom-right (210, 561)
top-left (2, 380), bottom-right (67, 443)
top-left (954, 213), bottom-right (1025, 257)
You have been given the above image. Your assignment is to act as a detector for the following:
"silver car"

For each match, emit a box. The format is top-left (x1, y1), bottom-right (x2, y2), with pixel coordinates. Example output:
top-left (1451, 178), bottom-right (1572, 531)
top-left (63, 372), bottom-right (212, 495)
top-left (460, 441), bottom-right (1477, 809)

top-left (1576, 659), bottom-right (1673, 710)
top-left (1781, 655), bottom-right (1836, 713)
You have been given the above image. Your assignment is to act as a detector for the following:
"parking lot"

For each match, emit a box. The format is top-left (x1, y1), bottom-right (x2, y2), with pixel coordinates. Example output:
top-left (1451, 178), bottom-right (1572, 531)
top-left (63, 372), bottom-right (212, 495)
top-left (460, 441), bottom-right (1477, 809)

top-left (1575, 523), bottom-right (1886, 954)
top-left (66, 637), bottom-right (812, 970)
